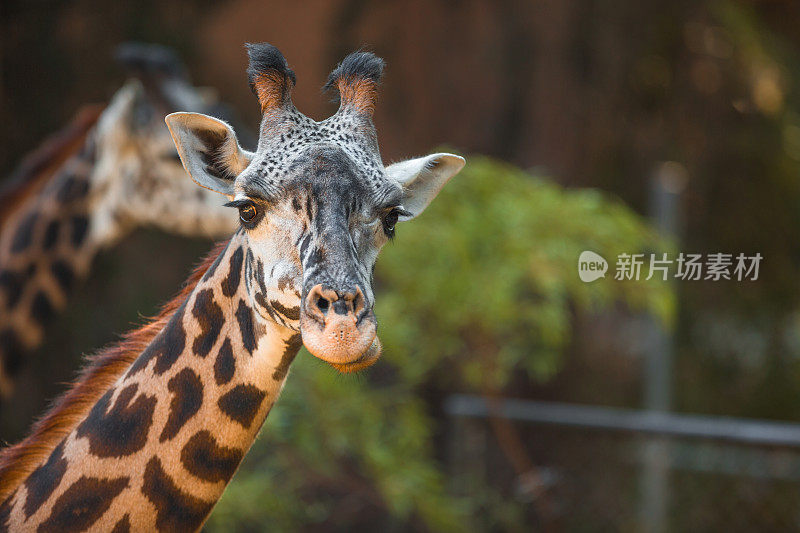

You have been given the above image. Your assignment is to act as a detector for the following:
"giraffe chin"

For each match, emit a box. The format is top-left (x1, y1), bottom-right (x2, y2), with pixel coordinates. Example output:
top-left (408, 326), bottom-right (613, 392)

top-left (327, 337), bottom-right (382, 373)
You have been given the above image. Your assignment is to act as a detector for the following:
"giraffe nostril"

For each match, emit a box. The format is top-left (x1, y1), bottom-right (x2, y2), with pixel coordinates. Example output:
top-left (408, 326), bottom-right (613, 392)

top-left (353, 287), bottom-right (366, 320)
top-left (317, 297), bottom-right (330, 314)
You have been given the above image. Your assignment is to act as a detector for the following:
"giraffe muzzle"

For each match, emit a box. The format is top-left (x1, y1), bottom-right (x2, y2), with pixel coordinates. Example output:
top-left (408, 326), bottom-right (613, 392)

top-left (300, 284), bottom-right (380, 372)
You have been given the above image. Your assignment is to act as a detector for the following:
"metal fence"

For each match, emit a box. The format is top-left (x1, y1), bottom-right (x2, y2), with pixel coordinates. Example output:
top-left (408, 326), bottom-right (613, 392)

top-left (446, 395), bottom-right (800, 532)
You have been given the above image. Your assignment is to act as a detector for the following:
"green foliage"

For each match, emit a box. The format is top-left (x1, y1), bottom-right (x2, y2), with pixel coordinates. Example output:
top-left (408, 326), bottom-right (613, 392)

top-left (378, 155), bottom-right (674, 388)
top-left (208, 156), bottom-right (673, 531)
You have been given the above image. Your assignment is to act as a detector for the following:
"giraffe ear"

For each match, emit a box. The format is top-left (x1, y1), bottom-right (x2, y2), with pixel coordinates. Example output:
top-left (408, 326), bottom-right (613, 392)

top-left (165, 112), bottom-right (253, 197)
top-left (385, 153), bottom-right (466, 220)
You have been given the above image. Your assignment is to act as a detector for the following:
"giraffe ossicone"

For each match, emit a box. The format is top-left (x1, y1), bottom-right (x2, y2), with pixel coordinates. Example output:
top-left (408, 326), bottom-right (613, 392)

top-left (0, 43), bottom-right (463, 531)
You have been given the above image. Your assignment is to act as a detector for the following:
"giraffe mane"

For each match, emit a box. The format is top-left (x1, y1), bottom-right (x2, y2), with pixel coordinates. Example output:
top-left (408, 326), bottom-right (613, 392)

top-left (0, 239), bottom-right (230, 502)
top-left (0, 104), bottom-right (104, 227)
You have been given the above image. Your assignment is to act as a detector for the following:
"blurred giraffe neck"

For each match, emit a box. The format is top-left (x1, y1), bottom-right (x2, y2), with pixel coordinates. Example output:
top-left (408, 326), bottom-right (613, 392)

top-left (0, 114), bottom-right (105, 396)
top-left (0, 234), bottom-right (302, 531)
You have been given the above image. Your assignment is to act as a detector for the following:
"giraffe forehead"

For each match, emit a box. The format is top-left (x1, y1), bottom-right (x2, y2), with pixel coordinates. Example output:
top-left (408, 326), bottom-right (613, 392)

top-left (235, 109), bottom-right (394, 201)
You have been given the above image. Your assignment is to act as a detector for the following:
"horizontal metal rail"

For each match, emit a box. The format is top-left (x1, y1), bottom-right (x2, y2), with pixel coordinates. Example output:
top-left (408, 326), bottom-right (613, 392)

top-left (444, 394), bottom-right (800, 447)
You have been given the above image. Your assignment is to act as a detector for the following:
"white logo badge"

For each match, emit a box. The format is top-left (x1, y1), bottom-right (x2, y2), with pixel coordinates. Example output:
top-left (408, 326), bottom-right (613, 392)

top-left (578, 251), bottom-right (608, 282)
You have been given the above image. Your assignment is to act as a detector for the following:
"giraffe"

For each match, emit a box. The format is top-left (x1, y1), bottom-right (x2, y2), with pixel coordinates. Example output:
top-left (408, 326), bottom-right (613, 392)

top-left (0, 43), bottom-right (464, 531)
top-left (0, 59), bottom-right (241, 400)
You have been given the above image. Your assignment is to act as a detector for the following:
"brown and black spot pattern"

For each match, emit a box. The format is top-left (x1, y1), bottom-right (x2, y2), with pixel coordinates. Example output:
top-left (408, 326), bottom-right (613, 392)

top-left (191, 289), bottom-right (223, 357)
top-left (221, 246), bottom-right (243, 297)
top-left (141, 457), bottom-right (213, 532)
top-left (55, 173), bottom-right (90, 204)
top-left (0, 270), bottom-right (24, 308)
top-left (180, 430), bottom-right (243, 483)
top-left (201, 240), bottom-right (229, 283)
top-left (235, 300), bottom-right (256, 354)
top-left (37, 475), bottom-right (128, 533)
top-left (0, 147), bottom-right (96, 387)
top-left (249, 258), bottom-right (281, 324)
top-left (269, 299), bottom-right (300, 322)
top-left (272, 333), bottom-right (302, 381)
top-left (217, 384), bottom-right (266, 429)
top-left (22, 440), bottom-right (68, 519)
top-left (159, 368), bottom-right (204, 442)
top-left (110, 514), bottom-right (131, 533)
top-left (30, 291), bottom-right (56, 325)
top-left (0, 492), bottom-right (13, 532)
top-left (243, 247), bottom-right (254, 291)
top-left (253, 291), bottom-right (277, 323)
top-left (128, 304), bottom-right (187, 376)
top-left (41, 221), bottom-right (60, 250)
top-left (10, 213), bottom-right (38, 253)
top-left (76, 384), bottom-right (157, 458)
top-left (276, 273), bottom-right (297, 293)
top-left (68, 216), bottom-right (89, 247)
top-left (213, 338), bottom-right (235, 386)
top-left (49, 261), bottom-right (75, 292)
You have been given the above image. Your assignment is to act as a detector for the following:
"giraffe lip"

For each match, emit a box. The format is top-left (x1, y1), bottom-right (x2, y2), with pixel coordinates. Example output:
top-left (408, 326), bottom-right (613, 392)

top-left (328, 337), bottom-right (382, 373)
top-left (299, 309), bottom-right (378, 365)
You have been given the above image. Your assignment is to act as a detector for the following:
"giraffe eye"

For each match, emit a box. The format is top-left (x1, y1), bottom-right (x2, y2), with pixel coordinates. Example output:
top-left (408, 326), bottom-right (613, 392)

top-left (385, 210), bottom-right (399, 228)
top-left (239, 203), bottom-right (258, 223)
top-left (382, 209), bottom-right (400, 236)
top-left (223, 199), bottom-right (262, 227)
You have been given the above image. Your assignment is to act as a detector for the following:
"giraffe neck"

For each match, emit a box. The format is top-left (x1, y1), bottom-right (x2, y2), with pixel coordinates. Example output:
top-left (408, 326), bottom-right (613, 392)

top-left (0, 125), bottom-right (113, 395)
top-left (0, 233), bottom-right (302, 531)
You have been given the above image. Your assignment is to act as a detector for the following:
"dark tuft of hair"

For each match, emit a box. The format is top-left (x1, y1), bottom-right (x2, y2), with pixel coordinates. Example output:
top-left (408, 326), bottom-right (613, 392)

top-left (115, 42), bottom-right (186, 80)
top-left (323, 50), bottom-right (385, 93)
top-left (245, 42), bottom-right (296, 91)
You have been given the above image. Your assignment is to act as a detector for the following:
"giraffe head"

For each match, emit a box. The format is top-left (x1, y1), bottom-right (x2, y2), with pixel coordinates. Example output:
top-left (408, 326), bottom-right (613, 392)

top-left (88, 71), bottom-right (239, 246)
top-left (166, 44), bottom-right (463, 372)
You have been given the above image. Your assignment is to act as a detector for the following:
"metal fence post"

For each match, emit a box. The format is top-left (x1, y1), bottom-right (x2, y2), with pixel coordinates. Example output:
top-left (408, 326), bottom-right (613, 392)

top-left (641, 162), bottom-right (686, 533)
